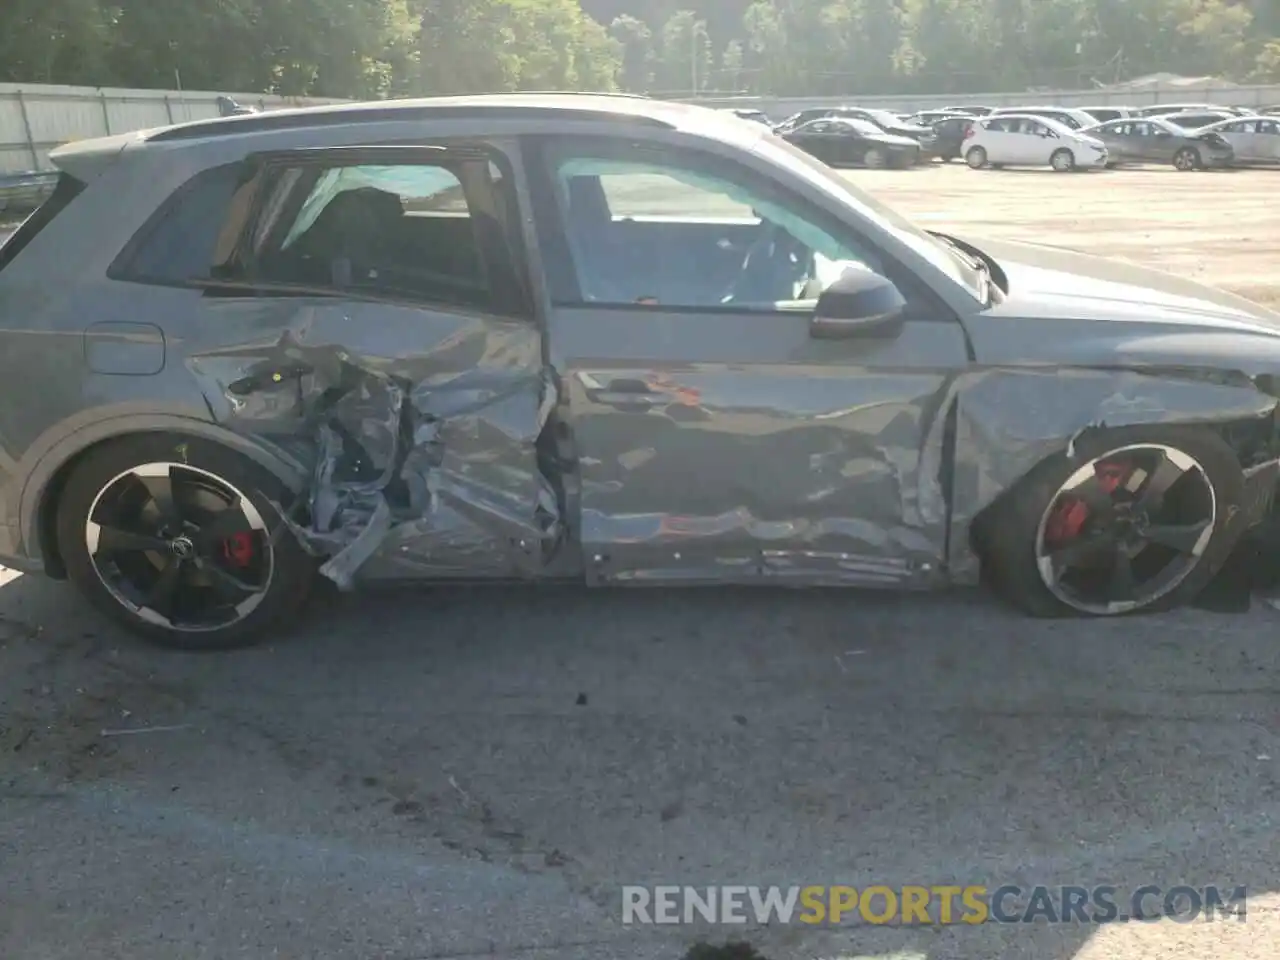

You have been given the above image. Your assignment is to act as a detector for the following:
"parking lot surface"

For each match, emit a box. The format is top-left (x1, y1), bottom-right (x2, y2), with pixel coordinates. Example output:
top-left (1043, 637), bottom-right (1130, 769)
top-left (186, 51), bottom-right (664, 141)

top-left (4, 165), bottom-right (1280, 960)
top-left (843, 164), bottom-right (1280, 308)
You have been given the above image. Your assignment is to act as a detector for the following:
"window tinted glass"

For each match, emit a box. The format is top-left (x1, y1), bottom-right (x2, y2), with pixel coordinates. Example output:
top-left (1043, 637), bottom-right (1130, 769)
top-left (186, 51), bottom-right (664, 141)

top-left (112, 164), bottom-right (242, 283)
top-left (247, 161), bottom-right (492, 311)
top-left (548, 152), bottom-right (883, 309)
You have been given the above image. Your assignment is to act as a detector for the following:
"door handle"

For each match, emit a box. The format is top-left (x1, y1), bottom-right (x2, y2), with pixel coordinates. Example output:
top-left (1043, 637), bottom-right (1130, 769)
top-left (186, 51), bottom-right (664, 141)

top-left (590, 378), bottom-right (667, 407)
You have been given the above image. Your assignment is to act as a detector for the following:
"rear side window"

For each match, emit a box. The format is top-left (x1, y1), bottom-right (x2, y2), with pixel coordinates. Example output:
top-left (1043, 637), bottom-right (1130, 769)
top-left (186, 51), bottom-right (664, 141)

top-left (109, 163), bottom-right (244, 285)
top-left (234, 159), bottom-right (502, 313)
top-left (0, 173), bottom-right (85, 273)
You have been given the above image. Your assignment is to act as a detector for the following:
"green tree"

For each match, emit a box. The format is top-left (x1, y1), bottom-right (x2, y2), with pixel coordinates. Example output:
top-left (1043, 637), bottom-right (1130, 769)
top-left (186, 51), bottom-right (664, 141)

top-left (654, 10), bottom-right (713, 94)
top-left (719, 38), bottom-right (744, 91)
top-left (0, 0), bottom-right (110, 84)
top-left (609, 14), bottom-right (655, 91)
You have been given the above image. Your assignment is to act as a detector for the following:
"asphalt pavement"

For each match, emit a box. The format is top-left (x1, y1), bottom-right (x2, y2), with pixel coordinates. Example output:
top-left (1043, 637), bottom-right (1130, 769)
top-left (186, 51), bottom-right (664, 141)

top-left (3, 566), bottom-right (1280, 960)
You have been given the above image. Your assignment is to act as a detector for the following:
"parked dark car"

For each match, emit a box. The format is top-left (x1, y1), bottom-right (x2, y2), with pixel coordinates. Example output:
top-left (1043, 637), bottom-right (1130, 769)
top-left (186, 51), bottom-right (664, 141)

top-left (1161, 110), bottom-right (1238, 131)
top-left (1082, 116), bottom-right (1235, 170)
top-left (1079, 106), bottom-right (1132, 123)
top-left (927, 115), bottom-right (977, 162)
top-left (775, 107), bottom-right (936, 153)
top-left (904, 110), bottom-right (973, 128)
top-left (215, 95), bottom-right (258, 118)
top-left (772, 108), bottom-right (842, 134)
top-left (830, 107), bottom-right (939, 153)
top-left (4, 93), bottom-right (1280, 650)
top-left (782, 116), bottom-right (922, 168)
top-left (726, 108), bottom-right (771, 125)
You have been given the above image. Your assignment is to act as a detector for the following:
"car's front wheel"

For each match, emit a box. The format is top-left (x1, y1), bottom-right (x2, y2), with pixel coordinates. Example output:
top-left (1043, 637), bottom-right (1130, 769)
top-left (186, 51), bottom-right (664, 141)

top-left (1173, 147), bottom-right (1201, 171)
top-left (863, 147), bottom-right (887, 169)
top-left (977, 426), bottom-right (1245, 618)
top-left (1050, 148), bottom-right (1075, 172)
top-left (55, 433), bottom-right (315, 650)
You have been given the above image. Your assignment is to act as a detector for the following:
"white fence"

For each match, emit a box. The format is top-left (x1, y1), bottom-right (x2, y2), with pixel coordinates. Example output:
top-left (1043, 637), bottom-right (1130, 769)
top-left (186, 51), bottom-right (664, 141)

top-left (0, 83), bottom-right (343, 174)
top-left (690, 83), bottom-right (1280, 116)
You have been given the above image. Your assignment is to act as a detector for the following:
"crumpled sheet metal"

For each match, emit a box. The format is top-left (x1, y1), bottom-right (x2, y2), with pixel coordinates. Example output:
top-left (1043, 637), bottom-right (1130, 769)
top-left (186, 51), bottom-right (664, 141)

top-left (569, 366), bottom-right (949, 585)
top-left (187, 323), bottom-right (560, 590)
top-left (942, 366), bottom-right (1280, 582)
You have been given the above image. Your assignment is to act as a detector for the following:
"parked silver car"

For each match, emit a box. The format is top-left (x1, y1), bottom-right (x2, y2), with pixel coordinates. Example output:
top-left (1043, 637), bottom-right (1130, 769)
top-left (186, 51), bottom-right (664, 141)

top-left (3, 94), bottom-right (1280, 649)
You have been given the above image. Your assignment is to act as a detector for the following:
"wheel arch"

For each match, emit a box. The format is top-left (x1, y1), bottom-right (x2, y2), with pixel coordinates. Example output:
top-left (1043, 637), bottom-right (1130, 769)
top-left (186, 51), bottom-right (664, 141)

top-left (21, 409), bottom-right (310, 579)
top-left (967, 414), bottom-right (1273, 562)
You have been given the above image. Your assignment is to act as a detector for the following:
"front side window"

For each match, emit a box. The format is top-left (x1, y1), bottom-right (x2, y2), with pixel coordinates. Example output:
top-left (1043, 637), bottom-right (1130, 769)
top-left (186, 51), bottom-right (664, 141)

top-left (541, 149), bottom-right (884, 311)
top-left (237, 160), bottom-right (499, 312)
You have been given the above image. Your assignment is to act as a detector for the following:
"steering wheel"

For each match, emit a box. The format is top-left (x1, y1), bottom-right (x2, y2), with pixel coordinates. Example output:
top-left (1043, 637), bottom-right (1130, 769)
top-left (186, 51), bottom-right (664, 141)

top-left (720, 222), bottom-right (812, 306)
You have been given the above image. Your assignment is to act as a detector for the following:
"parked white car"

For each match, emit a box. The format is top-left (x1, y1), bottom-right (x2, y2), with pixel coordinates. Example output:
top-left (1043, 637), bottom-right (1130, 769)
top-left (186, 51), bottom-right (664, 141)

top-left (963, 114), bottom-right (1109, 171)
top-left (989, 105), bottom-right (1098, 130)
top-left (1197, 115), bottom-right (1280, 164)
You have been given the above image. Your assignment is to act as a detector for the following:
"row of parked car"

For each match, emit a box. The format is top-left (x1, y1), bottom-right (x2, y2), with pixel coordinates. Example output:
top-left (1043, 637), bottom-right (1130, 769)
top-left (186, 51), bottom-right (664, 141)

top-left (726, 102), bottom-right (1280, 172)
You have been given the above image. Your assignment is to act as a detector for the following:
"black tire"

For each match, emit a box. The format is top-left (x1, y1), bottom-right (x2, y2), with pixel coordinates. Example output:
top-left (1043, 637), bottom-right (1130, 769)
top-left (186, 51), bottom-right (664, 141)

top-left (965, 146), bottom-right (987, 169)
top-left (1050, 148), bottom-right (1075, 172)
top-left (975, 425), bottom-right (1245, 618)
top-left (56, 432), bottom-right (315, 650)
top-left (1173, 147), bottom-right (1201, 171)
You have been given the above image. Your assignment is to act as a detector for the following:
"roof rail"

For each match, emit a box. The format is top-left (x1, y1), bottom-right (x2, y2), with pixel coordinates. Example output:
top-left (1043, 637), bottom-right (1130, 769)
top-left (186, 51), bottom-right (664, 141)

top-left (145, 98), bottom-right (671, 143)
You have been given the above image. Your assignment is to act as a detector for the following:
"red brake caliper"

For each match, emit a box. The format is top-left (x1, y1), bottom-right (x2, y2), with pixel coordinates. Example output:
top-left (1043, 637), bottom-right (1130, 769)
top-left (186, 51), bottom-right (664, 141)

top-left (1044, 461), bottom-right (1133, 543)
top-left (222, 531), bottom-right (255, 568)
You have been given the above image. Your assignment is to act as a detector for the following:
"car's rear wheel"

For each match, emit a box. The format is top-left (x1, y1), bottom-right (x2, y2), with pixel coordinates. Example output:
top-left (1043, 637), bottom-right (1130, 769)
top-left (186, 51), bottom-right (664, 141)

top-left (55, 433), bottom-right (315, 650)
top-left (863, 147), bottom-right (887, 169)
top-left (1173, 147), bottom-right (1201, 171)
top-left (977, 426), bottom-right (1244, 618)
top-left (1050, 148), bottom-right (1075, 172)
top-left (965, 146), bottom-right (987, 168)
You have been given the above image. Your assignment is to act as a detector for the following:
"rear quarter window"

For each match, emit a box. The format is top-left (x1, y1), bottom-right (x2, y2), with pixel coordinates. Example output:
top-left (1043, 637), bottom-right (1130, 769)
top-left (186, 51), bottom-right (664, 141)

top-left (0, 173), bottom-right (85, 274)
top-left (109, 163), bottom-right (244, 285)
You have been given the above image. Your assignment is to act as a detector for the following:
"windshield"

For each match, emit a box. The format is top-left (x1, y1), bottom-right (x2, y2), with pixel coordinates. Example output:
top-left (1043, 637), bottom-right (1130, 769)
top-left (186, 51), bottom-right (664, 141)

top-left (754, 133), bottom-right (985, 301)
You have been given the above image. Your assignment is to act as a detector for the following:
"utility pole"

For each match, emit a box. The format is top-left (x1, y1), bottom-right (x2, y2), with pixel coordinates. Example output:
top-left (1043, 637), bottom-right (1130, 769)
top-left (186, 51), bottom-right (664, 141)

top-left (691, 24), bottom-right (698, 95)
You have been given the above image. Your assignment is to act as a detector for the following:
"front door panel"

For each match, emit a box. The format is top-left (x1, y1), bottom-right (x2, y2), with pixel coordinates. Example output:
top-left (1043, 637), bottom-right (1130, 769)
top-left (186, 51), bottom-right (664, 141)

top-left (550, 307), bottom-right (966, 585)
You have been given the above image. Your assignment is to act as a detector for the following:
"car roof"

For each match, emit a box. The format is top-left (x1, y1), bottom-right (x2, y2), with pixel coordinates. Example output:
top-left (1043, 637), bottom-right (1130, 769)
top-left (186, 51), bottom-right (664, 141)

top-left (984, 112), bottom-right (1074, 130)
top-left (50, 93), bottom-right (757, 178)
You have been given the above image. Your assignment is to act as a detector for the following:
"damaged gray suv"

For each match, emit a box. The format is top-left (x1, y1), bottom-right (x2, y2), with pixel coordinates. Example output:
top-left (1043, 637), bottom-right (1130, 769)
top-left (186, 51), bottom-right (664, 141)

top-left (4, 93), bottom-right (1280, 649)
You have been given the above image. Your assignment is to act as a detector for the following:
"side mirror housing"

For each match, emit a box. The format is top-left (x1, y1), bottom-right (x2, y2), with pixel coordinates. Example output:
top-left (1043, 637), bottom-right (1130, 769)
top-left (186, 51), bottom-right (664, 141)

top-left (810, 268), bottom-right (906, 339)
